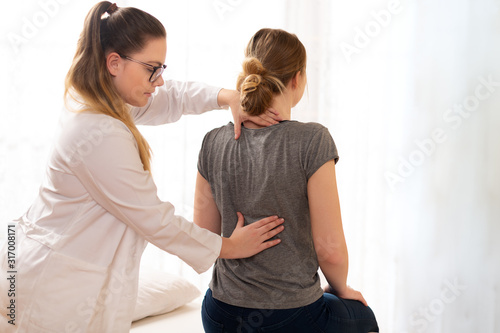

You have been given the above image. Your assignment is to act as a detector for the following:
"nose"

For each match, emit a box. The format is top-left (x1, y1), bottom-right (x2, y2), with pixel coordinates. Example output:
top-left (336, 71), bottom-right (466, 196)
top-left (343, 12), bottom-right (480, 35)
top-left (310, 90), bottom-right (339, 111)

top-left (153, 75), bottom-right (165, 87)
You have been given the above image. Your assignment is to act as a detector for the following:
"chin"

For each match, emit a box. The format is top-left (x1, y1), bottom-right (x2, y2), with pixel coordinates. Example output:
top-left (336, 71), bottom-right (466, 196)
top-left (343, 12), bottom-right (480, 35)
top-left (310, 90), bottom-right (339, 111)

top-left (128, 97), bottom-right (149, 108)
top-left (137, 99), bottom-right (149, 107)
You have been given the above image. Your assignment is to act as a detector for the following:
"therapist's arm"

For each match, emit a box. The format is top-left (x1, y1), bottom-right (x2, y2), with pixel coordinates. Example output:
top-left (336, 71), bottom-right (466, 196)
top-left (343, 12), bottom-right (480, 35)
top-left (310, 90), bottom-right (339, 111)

top-left (132, 81), bottom-right (223, 125)
top-left (194, 171), bottom-right (284, 259)
top-left (217, 89), bottom-right (282, 139)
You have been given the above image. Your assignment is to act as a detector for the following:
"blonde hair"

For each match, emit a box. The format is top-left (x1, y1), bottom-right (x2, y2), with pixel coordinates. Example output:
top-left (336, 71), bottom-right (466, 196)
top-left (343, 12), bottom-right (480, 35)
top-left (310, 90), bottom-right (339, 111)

top-left (64, 1), bottom-right (166, 172)
top-left (237, 28), bottom-right (307, 116)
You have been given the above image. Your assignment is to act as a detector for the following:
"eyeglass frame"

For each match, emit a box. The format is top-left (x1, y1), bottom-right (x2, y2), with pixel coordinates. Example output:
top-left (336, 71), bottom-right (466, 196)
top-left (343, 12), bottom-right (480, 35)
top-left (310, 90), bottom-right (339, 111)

top-left (119, 54), bottom-right (167, 82)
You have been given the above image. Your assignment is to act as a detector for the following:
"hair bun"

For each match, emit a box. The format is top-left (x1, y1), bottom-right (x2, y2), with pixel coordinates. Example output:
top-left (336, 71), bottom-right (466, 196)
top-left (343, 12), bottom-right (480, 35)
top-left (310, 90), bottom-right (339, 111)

top-left (241, 74), bottom-right (262, 94)
top-left (236, 56), bottom-right (285, 116)
top-left (242, 57), bottom-right (267, 76)
top-left (240, 57), bottom-right (268, 94)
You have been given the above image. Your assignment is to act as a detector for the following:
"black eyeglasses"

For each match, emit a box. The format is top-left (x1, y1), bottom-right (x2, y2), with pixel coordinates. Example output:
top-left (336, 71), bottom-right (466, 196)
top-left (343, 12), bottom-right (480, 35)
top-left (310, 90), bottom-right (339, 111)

top-left (119, 55), bottom-right (166, 82)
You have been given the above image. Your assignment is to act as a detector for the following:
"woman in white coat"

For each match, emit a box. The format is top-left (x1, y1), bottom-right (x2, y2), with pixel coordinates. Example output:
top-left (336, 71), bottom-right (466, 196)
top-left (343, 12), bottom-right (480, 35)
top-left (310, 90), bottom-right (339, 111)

top-left (0, 2), bottom-right (284, 332)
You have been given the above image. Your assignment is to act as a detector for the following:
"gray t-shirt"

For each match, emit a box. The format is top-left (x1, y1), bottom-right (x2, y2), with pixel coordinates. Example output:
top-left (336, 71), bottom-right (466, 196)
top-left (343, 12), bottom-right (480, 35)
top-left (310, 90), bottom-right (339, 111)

top-left (198, 120), bottom-right (339, 309)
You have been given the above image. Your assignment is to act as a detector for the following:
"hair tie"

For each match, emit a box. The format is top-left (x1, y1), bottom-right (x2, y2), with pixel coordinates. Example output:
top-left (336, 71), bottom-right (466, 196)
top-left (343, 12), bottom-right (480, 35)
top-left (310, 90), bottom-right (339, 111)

top-left (106, 3), bottom-right (118, 15)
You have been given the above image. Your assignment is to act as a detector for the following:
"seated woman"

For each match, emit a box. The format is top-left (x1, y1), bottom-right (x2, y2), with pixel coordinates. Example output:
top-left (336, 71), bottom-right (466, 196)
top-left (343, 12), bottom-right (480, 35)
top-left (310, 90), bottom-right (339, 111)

top-left (194, 28), bottom-right (379, 333)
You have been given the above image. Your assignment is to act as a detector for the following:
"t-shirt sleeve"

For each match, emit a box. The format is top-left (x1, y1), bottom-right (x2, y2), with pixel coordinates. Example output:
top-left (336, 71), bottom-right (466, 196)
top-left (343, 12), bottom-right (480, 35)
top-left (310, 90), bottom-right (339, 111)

top-left (197, 131), bottom-right (211, 181)
top-left (303, 126), bottom-right (339, 180)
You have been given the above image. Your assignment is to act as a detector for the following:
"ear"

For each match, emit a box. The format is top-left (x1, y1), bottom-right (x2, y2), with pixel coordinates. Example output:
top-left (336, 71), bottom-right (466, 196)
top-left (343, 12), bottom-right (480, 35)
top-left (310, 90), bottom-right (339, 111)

top-left (106, 52), bottom-right (122, 77)
top-left (290, 71), bottom-right (302, 90)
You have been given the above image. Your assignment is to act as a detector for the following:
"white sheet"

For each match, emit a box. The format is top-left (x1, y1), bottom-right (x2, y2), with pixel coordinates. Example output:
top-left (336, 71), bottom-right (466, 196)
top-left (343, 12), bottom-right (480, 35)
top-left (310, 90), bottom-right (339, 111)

top-left (130, 301), bottom-right (203, 333)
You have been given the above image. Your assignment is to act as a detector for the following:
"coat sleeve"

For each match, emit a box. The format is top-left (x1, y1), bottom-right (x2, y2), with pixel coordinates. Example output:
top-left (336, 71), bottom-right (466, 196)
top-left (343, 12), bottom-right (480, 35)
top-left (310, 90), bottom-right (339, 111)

top-left (65, 118), bottom-right (222, 273)
top-left (131, 80), bottom-right (224, 125)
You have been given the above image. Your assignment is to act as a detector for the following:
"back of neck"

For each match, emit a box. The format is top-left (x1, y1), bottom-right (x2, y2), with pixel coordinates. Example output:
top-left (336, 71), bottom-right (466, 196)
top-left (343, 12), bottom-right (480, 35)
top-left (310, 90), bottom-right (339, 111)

top-left (243, 97), bottom-right (291, 129)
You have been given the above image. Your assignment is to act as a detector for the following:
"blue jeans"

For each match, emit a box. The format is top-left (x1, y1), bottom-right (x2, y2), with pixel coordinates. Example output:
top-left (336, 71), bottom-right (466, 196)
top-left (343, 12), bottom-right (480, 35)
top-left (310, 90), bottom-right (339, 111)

top-left (201, 289), bottom-right (379, 333)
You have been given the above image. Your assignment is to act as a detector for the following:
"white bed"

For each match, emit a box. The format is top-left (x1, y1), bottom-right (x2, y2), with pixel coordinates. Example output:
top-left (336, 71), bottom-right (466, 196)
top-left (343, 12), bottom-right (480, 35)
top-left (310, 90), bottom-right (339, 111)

top-left (130, 300), bottom-right (203, 333)
top-left (129, 268), bottom-right (205, 332)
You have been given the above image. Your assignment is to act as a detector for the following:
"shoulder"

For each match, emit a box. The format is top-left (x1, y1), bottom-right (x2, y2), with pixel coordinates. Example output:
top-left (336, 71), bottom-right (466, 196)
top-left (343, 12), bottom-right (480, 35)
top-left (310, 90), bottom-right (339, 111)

top-left (55, 110), bottom-right (142, 170)
top-left (282, 120), bottom-right (327, 130)
top-left (202, 122), bottom-right (234, 143)
top-left (281, 121), bottom-right (331, 139)
top-left (59, 110), bottom-right (131, 140)
top-left (56, 110), bottom-right (135, 159)
top-left (305, 121), bottom-right (328, 131)
top-left (284, 121), bottom-right (338, 162)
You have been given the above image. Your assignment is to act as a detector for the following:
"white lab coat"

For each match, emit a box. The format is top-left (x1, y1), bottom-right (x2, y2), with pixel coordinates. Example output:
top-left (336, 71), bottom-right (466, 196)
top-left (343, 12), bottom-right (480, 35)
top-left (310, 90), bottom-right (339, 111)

top-left (0, 81), bottom-right (224, 333)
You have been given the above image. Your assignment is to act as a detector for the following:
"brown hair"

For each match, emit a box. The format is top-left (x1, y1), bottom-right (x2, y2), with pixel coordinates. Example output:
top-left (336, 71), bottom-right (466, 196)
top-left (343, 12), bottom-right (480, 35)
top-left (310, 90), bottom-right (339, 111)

top-left (237, 28), bottom-right (307, 116)
top-left (64, 1), bottom-right (166, 171)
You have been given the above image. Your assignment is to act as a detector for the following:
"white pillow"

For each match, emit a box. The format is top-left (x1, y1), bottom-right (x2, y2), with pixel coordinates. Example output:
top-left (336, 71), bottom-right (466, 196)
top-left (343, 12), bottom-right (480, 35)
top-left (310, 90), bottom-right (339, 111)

top-left (132, 268), bottom-right (201, 322)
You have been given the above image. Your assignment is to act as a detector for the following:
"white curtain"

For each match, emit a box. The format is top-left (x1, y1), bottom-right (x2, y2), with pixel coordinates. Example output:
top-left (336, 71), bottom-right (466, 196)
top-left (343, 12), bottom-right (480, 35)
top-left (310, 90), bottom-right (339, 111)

top-left (1, 1), bottom-right (499, 332)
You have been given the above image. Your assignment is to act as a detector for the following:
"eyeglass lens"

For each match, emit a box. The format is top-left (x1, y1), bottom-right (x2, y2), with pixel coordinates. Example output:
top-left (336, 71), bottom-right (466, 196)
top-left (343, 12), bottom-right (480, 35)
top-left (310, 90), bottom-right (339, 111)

top-left (150, 69), bottom-right (162, 82)
top-left (150, 66), bottom-right (166, 82)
